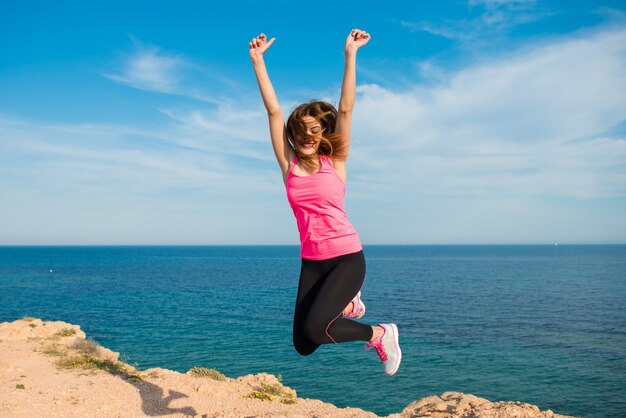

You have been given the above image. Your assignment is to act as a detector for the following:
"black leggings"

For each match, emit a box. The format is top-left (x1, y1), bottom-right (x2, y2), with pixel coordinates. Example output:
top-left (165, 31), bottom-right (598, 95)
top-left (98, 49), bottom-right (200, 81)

top-left (292, 249), bottom-right (374, 356)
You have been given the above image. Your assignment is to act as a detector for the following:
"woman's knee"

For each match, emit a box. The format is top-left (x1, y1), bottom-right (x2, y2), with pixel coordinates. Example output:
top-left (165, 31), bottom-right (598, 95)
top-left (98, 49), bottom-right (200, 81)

top-left (302, 318), bottom-right (329, 345)
top-left (293, 343), bottom-right (316, 356)
top-left (292, 334), bottom-right (318, 356)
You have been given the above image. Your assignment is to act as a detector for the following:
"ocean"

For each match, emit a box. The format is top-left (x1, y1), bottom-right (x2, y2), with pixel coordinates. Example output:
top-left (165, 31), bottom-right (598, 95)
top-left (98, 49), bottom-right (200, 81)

top-left (0, 245), bottom-right (624, 417)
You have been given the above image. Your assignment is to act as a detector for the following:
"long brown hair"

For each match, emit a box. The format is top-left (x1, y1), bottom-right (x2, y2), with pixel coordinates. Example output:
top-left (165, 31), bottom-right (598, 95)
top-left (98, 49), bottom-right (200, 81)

top-left (286, 100), bottom-right (347, 172)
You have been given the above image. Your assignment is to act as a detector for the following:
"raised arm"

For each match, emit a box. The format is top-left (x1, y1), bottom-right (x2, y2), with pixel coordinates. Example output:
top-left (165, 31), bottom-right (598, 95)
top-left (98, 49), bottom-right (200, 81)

top-left (334, 29), bottom-right (370, 162)
top-left (249, 33), bottom-right (294, 178)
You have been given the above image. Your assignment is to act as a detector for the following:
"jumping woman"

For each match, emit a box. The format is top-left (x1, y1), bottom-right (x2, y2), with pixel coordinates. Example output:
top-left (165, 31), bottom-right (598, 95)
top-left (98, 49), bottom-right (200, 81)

top-left (249, 29), bottom-right (401, 376)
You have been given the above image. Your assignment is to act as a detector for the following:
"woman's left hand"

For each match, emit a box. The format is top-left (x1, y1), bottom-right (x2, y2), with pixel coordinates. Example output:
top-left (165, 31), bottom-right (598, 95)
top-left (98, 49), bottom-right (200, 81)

top-left (345, 29), bottom-right (370, 54)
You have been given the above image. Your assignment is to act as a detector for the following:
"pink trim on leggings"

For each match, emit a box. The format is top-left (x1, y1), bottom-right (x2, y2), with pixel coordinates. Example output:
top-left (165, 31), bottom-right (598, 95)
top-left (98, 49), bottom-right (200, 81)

top-left (325, 311), bottom-right (343, 344)
top-left (327, 283), bottom-right (366, 342)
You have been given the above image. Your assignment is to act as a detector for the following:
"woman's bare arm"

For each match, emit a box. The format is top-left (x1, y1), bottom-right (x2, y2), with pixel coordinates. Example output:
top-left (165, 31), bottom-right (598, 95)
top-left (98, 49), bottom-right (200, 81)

top-left (250, 33), bottom-right (294, 177)
top-left (334, 29), bottom-right (370, 164)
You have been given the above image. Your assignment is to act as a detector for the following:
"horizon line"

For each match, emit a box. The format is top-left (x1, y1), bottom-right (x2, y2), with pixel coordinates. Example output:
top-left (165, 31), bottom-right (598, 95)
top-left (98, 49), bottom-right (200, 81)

top-left (1, 243), bottom-right (625, 247)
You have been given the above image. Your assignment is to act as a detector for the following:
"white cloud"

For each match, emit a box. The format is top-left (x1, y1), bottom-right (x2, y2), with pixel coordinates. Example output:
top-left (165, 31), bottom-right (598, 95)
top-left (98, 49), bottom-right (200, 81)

top-left (348, 27), bottom-right (626, 203)
top-left (0, 110), bottom-right (295, 245)
top-left (2, 26), bottom-right (626, 244)
top-left (402, 0), bottom-right (549, 42)
top-left (104, 37), bottom-right (184, 93)
top-left (468, 0), bottom-right (537, 9)
top-left (103, 36), bottom-right (228, 105)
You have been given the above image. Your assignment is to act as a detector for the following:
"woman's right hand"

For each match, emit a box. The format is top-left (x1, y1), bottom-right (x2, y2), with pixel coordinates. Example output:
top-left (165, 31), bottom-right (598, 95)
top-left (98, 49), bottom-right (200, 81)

top-left (249, 33), bottom-right (276, 62)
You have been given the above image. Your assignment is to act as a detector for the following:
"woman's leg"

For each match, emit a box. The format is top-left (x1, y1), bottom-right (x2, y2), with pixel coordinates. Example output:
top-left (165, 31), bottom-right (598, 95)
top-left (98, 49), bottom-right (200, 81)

top-left (302, 250), bottom-right (374, 345)
top-left (292, 259), bottom-right (325, 356)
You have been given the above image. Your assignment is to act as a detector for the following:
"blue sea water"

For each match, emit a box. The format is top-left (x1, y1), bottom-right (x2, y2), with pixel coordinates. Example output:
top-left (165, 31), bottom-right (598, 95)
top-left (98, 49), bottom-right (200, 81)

top-left (0, 245), bottom-right (625, 417)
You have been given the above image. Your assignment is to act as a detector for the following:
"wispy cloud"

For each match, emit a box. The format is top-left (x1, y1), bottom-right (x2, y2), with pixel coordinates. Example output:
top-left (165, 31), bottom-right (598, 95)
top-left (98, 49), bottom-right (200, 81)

top-left (104, 36), bottom-right (184, 92)
top-left (469, 0), bottom-right (537, 12)
top-left (0, 108), bottom-right (294, 244)
top-left (469, 0), bottom-right (541, 28)
top-left (402, 0), bottom-right (550, 42)
top-left (103, 36), bottom-right (229, 105)
top-left (2, 25), bottom-right (626, 244)
top-left (348, 27), bottom-right (626, 202)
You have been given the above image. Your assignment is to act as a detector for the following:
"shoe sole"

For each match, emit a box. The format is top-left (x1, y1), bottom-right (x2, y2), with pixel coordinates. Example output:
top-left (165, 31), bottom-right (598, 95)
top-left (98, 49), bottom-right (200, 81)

top-left (385, 324), bottom-right (401, 376)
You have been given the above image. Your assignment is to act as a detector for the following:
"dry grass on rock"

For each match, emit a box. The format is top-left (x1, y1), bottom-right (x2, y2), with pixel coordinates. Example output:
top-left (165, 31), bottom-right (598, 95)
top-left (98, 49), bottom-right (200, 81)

top-left (187, 367), bottom-right (228, 381)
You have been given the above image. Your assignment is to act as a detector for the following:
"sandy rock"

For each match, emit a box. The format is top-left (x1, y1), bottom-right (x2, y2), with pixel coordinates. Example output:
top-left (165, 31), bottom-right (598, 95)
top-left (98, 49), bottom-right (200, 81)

top-left (236, 372), bottom-right (281, 387)
top-left (142, 367), bottom-right (173, 379)
top-left (0, 318), bottom-right (85, 340)
top-left (234, 372), bottom-right (298, 398)
top-left (89, 343), bottom-right (120, 361)
top-left (0, 360), bottom-right (14, 373)
top-left (0, 318), bottom-right (576, 418)
top-left (398, 391), bottom-right (574, 418)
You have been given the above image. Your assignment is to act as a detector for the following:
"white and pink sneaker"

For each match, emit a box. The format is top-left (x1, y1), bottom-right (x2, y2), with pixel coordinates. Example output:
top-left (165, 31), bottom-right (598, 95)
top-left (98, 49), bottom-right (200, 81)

top-left (365, 323), bottom-right (401, 376)
top-left (343, 290), bottom-right (366, 319)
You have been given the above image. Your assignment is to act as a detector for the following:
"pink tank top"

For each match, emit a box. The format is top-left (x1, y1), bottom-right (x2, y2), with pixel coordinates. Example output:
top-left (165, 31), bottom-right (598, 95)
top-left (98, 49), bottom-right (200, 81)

top-left (285, 154), bottom-right (362, 260)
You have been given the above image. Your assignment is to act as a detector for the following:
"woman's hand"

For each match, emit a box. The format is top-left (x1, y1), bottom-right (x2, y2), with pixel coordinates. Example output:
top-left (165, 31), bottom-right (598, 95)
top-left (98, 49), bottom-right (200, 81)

top-left (249, 33), bottom-right (276, 62)
top-left (345, 29), bottom-right (370, 55)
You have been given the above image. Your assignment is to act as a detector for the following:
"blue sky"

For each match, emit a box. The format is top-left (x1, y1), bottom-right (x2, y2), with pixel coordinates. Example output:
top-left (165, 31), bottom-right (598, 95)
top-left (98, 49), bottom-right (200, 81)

top-left (1, 0), bottom-right (625, 245)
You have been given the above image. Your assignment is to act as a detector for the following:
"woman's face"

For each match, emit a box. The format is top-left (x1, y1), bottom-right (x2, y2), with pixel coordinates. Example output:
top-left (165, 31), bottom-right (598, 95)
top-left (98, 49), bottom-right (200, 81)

top-left (294, 115), bottom-right (322, 157)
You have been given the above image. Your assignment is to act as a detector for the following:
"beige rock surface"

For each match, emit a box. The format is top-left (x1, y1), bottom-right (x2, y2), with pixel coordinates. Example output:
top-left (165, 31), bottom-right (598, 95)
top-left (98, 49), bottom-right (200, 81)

top-left (394, 391), bottom-right (575, 417)
top-left (0, 318), bottom-right (576, 418)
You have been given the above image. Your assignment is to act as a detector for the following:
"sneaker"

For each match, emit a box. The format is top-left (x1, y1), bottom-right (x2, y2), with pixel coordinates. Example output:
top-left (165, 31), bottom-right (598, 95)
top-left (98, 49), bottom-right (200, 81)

top-left (343, 290), bottom-right (366, 319)
top-left (365, 323), bottom-right (401, 376)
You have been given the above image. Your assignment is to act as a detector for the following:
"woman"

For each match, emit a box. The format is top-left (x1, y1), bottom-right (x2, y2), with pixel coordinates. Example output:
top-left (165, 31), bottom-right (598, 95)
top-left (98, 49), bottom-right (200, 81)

top-left (249, 29), bottom-right (401, 376)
